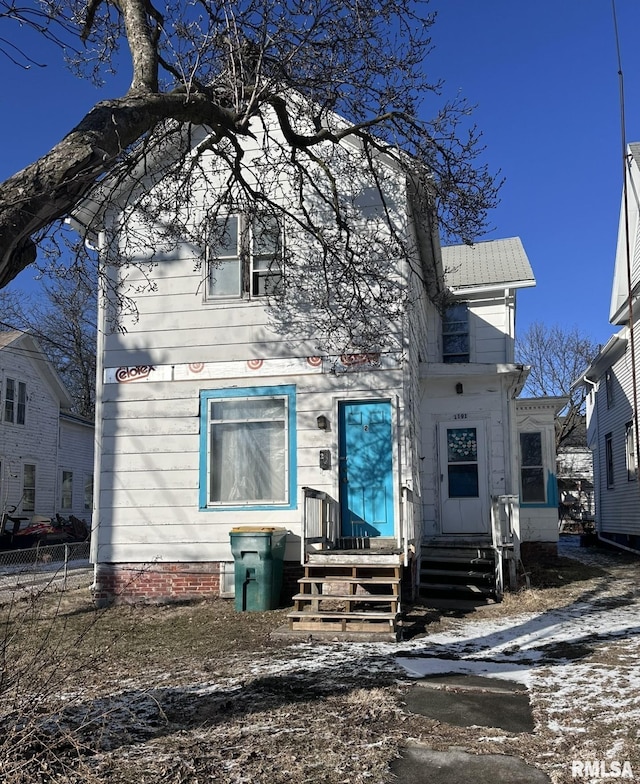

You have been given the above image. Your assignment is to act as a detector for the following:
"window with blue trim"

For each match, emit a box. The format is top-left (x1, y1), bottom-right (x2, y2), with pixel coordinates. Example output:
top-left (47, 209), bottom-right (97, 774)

top-left (520, 432), bottom-right (545, 503)
top-left (200, 386), bottom-right (296, 509)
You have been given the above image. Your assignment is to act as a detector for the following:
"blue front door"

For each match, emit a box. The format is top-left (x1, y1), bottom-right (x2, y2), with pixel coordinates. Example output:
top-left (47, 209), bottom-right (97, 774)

top-left (338, 400), bottom-right (395, 537)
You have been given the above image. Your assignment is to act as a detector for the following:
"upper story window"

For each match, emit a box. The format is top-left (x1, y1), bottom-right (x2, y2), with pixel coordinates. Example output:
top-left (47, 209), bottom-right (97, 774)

top-left (442, 303), bottom-right (470, 363)
top-left (520, 432), bottom-right (545, 502)
top-left (605, 369), bottom-right (614, 408)
top-left (207, 214), bottom-right (283, 300)
top-left (4, 379), bottom-right (26, 425)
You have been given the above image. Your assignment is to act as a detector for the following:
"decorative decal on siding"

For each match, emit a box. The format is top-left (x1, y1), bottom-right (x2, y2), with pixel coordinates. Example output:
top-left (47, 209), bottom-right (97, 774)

top-left (104, 353), bottom-right (399, 384)
top-left (114, 365), bottom-right (156, 383)
top-left (339, 352), bottom-right (381, 367)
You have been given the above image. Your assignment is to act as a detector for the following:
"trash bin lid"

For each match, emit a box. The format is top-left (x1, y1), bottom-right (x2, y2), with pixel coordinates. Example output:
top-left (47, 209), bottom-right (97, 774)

top-left (230, 526), bottom-right (288, 533)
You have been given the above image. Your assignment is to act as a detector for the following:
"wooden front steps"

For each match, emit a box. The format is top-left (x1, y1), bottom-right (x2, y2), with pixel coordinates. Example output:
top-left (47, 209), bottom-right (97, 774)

top-left (419, 542), bottom-right (499, 603)
top-left (287, 561), bottom-right (401, 638)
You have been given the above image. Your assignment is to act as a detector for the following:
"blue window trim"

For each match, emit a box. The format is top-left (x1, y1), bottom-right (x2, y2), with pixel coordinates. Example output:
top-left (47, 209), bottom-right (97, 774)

top-left (199, 384), bottom-right (297, 511)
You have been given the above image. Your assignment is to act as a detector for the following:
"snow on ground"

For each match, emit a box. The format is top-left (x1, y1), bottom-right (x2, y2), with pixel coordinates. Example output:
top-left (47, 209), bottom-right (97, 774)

top-left (49, 537), bottom-right (640, 783)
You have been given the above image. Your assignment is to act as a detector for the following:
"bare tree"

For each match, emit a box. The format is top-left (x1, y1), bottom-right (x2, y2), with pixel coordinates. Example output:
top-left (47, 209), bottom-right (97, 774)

top-left (0, 272), bottom-right (96, 418)
top-left (0, 1), bottom-right (499, 319)
top-left (517, 322), bottom-right (600, 449)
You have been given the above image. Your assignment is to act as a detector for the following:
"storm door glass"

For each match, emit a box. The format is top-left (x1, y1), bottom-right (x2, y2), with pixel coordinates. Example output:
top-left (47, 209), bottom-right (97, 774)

top-left (447, 427), bottom-right (479, 498)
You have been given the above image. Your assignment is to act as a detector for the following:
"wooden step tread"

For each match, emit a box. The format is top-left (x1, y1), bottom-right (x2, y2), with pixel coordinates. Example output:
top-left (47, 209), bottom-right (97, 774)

top-left (288, 610), bottom-right (397, 620)
top-left (421, 556), bottom-right (494, 566)
top-left (419, 582), bottom-right (494, 593)
top-left (295, 594), bottom-right (398, 600)
top-left (420, 568), bottom-right (493, 580)
top-left (299, 576), bottom-right (401, 585)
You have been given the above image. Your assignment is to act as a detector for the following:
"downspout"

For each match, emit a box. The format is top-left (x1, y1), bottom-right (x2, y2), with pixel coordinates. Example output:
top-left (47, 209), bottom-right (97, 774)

top-left (87, 230), bottom-right (106, 590)
top-left (581, 375), bottom-right (601, 535)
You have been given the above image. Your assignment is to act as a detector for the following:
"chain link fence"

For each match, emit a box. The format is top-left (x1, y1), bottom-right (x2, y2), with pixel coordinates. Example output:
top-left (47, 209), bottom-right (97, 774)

top-left (0, 542), bottom-right (92, 603)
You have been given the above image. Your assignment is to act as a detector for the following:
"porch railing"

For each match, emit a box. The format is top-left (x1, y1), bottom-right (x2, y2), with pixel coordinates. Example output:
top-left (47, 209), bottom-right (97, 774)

top-left (490, 494), bottom-right (520, 594)
top-left (301, 487), bottom-right (338, 564)
top-left (400, 486), bottom-right (415, 567)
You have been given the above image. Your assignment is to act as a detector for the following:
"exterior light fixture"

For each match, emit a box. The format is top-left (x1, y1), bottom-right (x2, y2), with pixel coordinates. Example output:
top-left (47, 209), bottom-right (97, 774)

top-left (455, 383), bottom-right (464, 395)
top-left (316, 415), bottom-right (329, 430)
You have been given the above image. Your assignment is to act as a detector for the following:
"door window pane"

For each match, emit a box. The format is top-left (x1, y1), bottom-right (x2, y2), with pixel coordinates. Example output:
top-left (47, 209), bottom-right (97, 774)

top-left (447, 428), bottom-right (479, 498)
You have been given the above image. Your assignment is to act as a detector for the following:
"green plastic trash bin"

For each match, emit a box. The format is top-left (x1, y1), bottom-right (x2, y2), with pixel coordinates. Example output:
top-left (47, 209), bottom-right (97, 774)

top-left (230, 527), bottom-right (288, 612)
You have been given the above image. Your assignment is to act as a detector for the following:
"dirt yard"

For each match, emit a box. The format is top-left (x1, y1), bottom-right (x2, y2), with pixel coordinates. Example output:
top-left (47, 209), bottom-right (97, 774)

top-left (1, 536), bottom-right (638, 783)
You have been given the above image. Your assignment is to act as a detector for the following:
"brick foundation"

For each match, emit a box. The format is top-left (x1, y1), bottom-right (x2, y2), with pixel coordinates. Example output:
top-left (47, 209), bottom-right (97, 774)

top-left (93, 560), bottom-right (304, 607)
top-left (93, 562), bottom-right (222, 606)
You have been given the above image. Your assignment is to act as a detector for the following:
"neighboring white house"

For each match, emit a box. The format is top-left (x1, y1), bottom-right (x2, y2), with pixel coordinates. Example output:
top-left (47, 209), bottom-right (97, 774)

top-left (0, 331), bottom-right (95, 523)
top-left (71, 112), bottom-right (561, 629)
top-left (576, 142), bottom-right (640, 552)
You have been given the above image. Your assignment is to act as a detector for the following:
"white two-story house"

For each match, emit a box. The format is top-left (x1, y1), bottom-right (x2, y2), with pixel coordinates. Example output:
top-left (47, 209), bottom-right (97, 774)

top-left (576, 142), bottom-right (640, 553)
top-left (0, 330), bottom-right (94, 525)
top-left (71, 110), bottom-right (560, 634)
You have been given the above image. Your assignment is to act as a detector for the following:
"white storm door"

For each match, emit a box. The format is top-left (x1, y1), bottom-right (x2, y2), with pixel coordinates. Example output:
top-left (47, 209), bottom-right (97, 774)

top-left (439, 421), bottom-right (489, 534)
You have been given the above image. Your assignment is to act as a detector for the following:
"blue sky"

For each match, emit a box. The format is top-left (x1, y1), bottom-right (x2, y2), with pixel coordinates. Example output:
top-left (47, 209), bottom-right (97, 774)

top-left (1, 1), bottom-right (638, 347)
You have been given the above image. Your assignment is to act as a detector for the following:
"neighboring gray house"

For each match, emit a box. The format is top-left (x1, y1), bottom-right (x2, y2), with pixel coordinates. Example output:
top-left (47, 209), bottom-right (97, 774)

top-left (576, 142), bottom-right (640, 552)
top-left (71, 111), bottom-right (560, 632)
top-left (0, 331), bottom-right (94, 523)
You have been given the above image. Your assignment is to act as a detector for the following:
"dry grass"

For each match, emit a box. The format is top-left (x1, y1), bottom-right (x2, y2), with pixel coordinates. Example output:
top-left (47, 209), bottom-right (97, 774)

top-left (0, 541), bottom-right (636, 783)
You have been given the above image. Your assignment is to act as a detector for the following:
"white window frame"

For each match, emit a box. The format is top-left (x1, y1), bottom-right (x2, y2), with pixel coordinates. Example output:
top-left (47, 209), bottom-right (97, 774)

top-left (23, 463), bottom-right (36, 513)
top-left (61, 469), bottom-right (73, 510)
top-left (250, 215), bottom-right (283, 297)
top-left (605, 369), bottom-right (614, 408)
top-left (605, 432), bottom-right (614, 488)
top-left (442, 302), bottom-right (470, 363)
top-left (4, 378), bottom-right (26, 425)
top-left (206, 214), bottom-right (243, 299)
top-left (84, 473), bottom-right (94, 511)
top-left (206, 213), bottom-right (283, 301)
top-left (625, 421), bottom-right (637, 481)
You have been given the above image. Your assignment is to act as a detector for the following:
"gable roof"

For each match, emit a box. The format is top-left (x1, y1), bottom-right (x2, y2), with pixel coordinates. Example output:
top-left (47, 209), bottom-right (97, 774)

top-left (441, 237), bottom-right (535, 293)
top-left (0, 330), bottom-right (73, 409)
